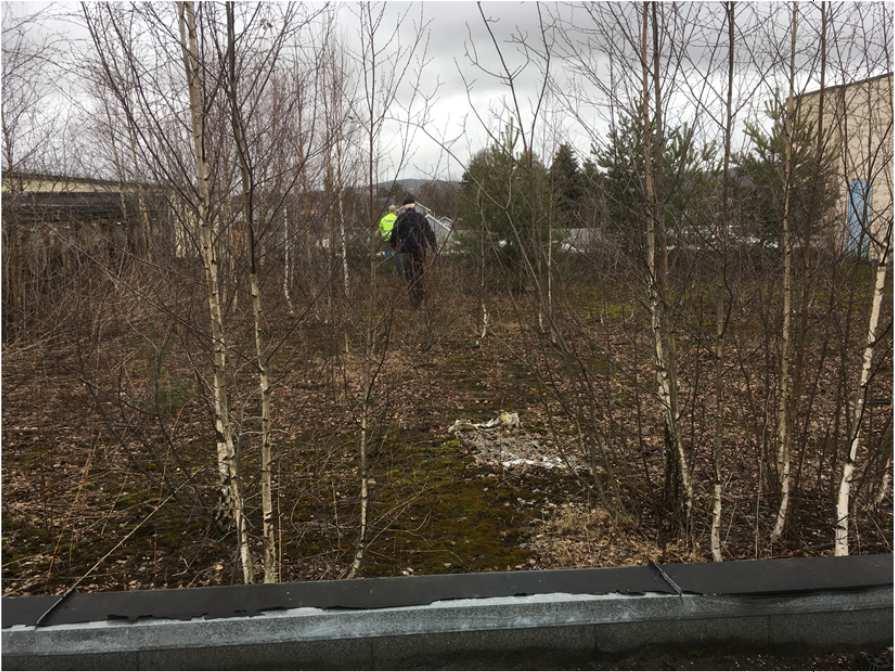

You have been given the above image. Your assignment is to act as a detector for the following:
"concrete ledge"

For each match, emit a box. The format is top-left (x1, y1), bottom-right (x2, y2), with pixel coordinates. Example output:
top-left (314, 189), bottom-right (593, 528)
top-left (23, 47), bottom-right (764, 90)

top-left (3, 587), bottom-right (891, 670)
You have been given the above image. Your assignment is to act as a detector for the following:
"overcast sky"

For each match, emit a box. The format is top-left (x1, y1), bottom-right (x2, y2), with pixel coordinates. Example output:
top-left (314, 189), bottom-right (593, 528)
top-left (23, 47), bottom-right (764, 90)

top-left (332, 1), bottom-right (592, 182)
top-left (3, 1), bottom-right (892, 181)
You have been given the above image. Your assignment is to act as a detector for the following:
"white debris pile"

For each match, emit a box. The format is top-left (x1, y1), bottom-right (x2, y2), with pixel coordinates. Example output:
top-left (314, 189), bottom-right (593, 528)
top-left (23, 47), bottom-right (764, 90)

top-left (448, 412), bottom-right (584, 473)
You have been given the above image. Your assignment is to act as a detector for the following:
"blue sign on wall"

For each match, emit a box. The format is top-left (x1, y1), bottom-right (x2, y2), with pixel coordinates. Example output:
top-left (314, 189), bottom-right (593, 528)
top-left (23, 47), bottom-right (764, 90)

top-left (846, 179), bottom-right (871, 257)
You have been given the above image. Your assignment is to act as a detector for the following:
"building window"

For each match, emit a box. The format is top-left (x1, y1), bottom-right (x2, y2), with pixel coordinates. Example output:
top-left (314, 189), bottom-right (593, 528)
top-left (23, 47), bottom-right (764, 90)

top-left (846, 179), bottom-right (871, 257)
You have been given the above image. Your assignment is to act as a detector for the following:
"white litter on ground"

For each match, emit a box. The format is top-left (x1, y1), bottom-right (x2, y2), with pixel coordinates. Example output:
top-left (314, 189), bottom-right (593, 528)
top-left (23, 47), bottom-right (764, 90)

top-left (448, 412), bottom-right (585, 473)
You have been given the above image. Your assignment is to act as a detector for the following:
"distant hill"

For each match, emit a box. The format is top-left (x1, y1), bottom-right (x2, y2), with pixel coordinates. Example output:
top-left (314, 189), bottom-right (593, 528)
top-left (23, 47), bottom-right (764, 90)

top-left (373, 178), bottom-right (460, 193)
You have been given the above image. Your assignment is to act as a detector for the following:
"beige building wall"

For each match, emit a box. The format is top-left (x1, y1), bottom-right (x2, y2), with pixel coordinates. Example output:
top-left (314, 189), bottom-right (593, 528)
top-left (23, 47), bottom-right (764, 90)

top-left (1, 172), bottom-right (126, 194)
top-left (2, 171), bottom-right (178, 257)
top-left (796, 73), bottom-right (893, 256)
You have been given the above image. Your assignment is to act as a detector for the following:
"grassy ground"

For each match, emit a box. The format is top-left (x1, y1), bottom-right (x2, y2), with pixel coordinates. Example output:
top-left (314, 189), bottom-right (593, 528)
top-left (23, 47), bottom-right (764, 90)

top-left (2, 255), bottom-right (891, 598)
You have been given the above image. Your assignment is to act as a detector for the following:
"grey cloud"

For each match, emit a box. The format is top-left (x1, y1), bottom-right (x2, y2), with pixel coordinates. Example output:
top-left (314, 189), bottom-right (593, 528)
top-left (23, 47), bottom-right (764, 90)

top-left (6, 1), bottom-right (891, 181)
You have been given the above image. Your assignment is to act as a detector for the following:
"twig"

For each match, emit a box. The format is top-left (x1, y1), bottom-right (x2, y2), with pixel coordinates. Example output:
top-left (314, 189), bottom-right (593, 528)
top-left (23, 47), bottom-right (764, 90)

top-left (34, 475), bottom-right (195, 627)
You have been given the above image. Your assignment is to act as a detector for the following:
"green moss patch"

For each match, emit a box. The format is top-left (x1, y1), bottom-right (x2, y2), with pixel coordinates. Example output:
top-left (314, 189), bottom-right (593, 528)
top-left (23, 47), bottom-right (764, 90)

top-left (363, 434), bottom-right (532, 576)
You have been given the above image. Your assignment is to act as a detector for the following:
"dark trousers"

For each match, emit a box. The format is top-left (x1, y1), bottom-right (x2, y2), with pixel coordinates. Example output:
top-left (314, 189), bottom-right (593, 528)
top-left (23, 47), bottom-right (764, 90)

top-left (393, 250), bottom-right (407, 277)
top-left (403, 253), bottom-right (425, 308)
top-left (384, 248), bottom-right (406, 276)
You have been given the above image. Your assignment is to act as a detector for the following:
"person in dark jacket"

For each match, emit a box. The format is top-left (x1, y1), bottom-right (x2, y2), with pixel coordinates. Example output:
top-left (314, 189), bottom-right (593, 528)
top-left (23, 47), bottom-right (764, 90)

top-left (390, 195), bottom-right (436, 308)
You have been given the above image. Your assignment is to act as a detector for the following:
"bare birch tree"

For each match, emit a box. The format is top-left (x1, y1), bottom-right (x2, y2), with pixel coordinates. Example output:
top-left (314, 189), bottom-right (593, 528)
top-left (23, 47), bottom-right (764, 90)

top-left (216, 1), bottom-right (305, 584)
top-left (346, 2), bottom-right (430, 578)
top-left (640, 2), bottom-right (694, 528)
top-left (835, 221), bottom-right (891, 554)
top-left (770, 2), bottom-right (799, 544)
top-left (832, 1), bottom-right (894, 556)
top-left (83, 2), bottom-right (258, 581)
top-left (709, 0), bottom-right (739, 563)
top-left (175, 1), bottom-right (254, 582)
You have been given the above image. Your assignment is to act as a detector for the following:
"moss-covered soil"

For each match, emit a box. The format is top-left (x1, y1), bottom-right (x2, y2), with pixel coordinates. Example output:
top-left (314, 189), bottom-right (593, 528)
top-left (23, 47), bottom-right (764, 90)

top-left (2, 263), bottom-right (891, 598)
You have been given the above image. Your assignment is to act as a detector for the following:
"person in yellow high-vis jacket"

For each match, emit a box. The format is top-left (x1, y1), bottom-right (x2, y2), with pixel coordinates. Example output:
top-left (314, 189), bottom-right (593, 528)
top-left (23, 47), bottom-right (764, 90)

top-left (378, 205), bottom-right (398, 242)
top-left (378, 205), bottom-right (402, 274)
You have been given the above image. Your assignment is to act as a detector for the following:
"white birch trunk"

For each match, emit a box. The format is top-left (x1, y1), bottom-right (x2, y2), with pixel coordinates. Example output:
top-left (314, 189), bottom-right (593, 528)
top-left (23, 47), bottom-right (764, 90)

top-left (173, 199), bottom-right (188, 258)
top-left (876, 456), bottom-right (891, 507)
top-left (177, 1), bottom-right (254, 584)
top-left (250, 269), bottom-right (277, 581)
top-left (224, 3), bottom-right (278, 583)
top-left (711, 481), bottom-right (723, 562)
top-left (642, 3), bottom-right (693, 523)
top-left (478, 186), bottom-right (489, 342)
top-left (547, 195), bottom-right (554, 341)
top-left (336, 140), bottom-right (350, 300)
top-left (283, 205), bottom-right (295, 315)
top-left (835, 235), bottom-right (890, 555)
top-left (347, 409), bottom-right (369, 578)
top-left (711, 0), bottom-right (737, 564)
top-left (771, 2), bottom-right (798, 544)
top-left (536, 244), bottom-right (544, 333)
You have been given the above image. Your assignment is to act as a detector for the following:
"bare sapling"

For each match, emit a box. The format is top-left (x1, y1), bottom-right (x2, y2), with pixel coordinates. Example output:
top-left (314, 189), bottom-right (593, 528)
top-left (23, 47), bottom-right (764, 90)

top-left (835, 220), bottom-right (892, 554)
top-left (177, 1), bottom-right (254, 582)
top-left (771, 1), bottom-right (798, 545)
top-left (219, 2), bottom-right (293, 583)
top-left (711, 0), bottom-right (738, 563)
top-left (641, 1), bottom-right (693, 528)
top-left (478, 182), bottom-right (489, 342)
top-left (283, 204), bottom-right (296, 315)
top-left (346, 1), bottom-right (430, 578)
top-left (875, 455), bottom-right (891, 507)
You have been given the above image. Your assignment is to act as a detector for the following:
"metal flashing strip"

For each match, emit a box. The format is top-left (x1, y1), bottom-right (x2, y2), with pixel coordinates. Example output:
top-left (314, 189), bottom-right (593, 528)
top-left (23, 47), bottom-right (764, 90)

top-left (2, 553), bottom-right (891, 629)
top-left (3, 588), bottom-right (892, 671)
